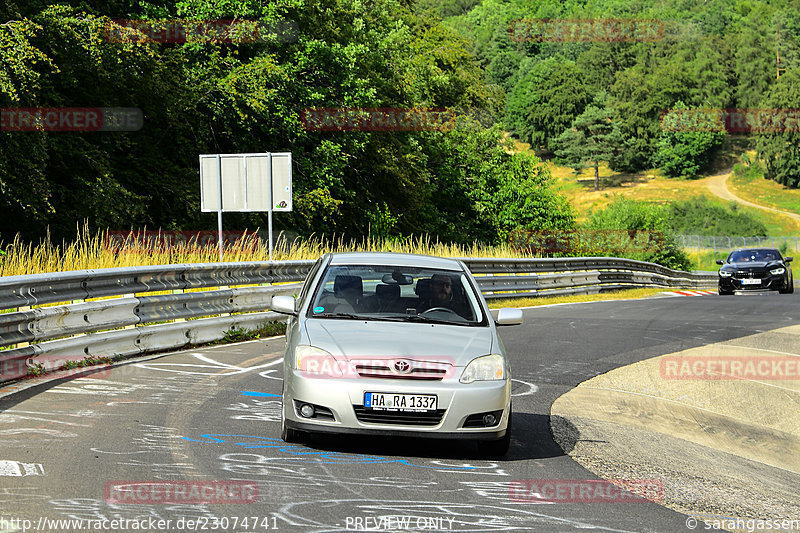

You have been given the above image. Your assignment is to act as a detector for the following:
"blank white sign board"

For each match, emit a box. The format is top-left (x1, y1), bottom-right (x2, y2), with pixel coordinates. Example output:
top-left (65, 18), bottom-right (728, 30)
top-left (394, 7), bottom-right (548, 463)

top-left (199, 152), bottom-right (292, 261)
top-left (200, 153), bottom-right (292, 212)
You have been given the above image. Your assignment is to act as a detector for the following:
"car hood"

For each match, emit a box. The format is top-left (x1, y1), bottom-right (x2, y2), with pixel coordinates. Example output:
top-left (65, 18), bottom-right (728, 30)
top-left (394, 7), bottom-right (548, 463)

top-left (303, 319), bottom-right (494, 366)
top-left (722, 261), bottom-right (782, 270)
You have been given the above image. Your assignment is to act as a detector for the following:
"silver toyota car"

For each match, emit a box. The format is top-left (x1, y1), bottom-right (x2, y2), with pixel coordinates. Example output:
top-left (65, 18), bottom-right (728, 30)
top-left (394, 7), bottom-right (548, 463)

top-left (270, 252), bottom-right (523, 455)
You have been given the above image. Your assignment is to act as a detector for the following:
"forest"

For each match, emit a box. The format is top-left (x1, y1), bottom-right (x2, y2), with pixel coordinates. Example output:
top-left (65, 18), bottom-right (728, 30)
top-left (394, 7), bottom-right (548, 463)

top-left (1, 0), bottom-right (798, 247)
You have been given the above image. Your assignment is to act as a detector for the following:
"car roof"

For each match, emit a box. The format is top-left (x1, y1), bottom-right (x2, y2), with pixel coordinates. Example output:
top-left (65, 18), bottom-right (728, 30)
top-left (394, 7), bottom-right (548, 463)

top-left (326, 252), bottom-right (464, 270)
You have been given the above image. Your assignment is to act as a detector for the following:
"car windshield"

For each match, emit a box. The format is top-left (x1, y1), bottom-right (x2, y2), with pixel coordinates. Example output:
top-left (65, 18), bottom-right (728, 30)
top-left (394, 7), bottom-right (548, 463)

top-left (729, 250), bottom-right (779, 263)
top-left (307, 264), bottom-right (484, 326)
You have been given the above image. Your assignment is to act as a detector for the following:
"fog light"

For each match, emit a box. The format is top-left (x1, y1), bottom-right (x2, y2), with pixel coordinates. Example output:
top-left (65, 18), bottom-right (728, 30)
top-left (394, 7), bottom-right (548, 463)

top-left (300, 404), bottom-right (315, 418)
top-left (482, 414), bottom-right (497, 426)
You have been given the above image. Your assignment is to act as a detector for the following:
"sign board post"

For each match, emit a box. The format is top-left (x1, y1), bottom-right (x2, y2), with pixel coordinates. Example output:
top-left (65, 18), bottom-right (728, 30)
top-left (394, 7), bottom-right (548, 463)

top-left (199, 152), bottom-right (292, 261)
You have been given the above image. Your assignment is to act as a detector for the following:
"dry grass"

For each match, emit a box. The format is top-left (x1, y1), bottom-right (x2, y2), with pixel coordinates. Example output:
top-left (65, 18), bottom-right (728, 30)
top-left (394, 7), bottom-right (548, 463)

top-left (546, 161), bottom-right (799, 234)
top-left (0, 227), bottom-right (538, 277)
top-left (551, 161), bottom-right (711, 219)
top-left (506, 137), bottom-right (797, 234)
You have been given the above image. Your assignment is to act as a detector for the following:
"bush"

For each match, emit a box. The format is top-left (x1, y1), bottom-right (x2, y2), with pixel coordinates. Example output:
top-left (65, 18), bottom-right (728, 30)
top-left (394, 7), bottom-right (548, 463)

top-left (584, 197), bottom-right (693, 270)
top-left (666, 196), bottom-right (767, 236)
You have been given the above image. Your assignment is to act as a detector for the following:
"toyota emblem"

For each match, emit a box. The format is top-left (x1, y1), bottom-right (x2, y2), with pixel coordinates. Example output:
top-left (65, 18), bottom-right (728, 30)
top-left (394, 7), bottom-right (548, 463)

top-left (393, 360), bottom-right (412, 374)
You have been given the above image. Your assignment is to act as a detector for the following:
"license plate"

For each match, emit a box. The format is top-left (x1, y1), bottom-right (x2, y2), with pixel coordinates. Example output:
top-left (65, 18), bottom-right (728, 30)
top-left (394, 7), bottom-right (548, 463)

top-left (741, 278), bottom-right (761, 285)
top-left (364, 392), bottom-right (437, 412)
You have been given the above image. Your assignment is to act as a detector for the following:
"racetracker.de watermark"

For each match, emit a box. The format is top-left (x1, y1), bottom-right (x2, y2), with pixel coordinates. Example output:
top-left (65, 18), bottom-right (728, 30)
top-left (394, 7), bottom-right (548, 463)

top-left (659, 108), bottom-right (800, 133)
top-left (1, 108), bottom-right (143, 132)
top-left (295, 355), bottom-right (456, 380)
top-left (104, 18), bottom-right (298, 43)
top-left (508, 18), bottom-right (664, 43)
top-left (104, 480), bottom-right (258, 504)
top-left (660, 356), bottom-right (800, 380)
top-left (1, 356), bottom-right (112, 382)
top-left (300, 107), bottom-right (468, 132)
top-left (508, 479), bottom-right (664, 503)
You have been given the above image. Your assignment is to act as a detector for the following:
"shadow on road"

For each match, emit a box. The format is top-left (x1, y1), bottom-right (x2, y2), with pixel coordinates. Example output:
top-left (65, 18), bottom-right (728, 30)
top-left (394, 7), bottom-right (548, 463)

top-left (293, 411), bottom-right (573, 462)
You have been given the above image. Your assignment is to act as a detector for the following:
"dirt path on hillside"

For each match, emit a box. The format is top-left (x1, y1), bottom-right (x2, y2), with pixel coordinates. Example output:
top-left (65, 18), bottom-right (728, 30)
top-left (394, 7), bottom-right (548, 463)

top-left (707, 171), bottom-right (800, 224)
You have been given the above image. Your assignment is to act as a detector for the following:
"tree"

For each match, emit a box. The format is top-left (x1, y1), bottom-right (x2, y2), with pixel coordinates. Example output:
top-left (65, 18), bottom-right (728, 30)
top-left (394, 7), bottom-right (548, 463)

top-left (505, 57), bottom-right (590, 151)
top-left (654, 101), bottom-right (725, 178)
top-left (755, 68), bottom-right (800, 188)
top-left (610, 61), bottom-right (694, 171)
top-left (553, 96), bottom-right (622, 191)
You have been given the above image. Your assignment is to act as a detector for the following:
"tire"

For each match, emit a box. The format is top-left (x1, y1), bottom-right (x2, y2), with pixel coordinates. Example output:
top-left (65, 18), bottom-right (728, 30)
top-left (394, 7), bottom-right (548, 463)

top-left (477, 410), bottom-right (512, 457)
top-left (779, 283), bottom-right (794, 294)
top-left (718, 287), bottom-right (733, 295)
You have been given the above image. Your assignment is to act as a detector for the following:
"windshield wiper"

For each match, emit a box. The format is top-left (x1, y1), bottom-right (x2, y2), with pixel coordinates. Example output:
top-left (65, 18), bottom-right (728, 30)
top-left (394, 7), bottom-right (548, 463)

top-left (315, 312), bottom-right (363, 320)
top-left (392, 314), bottom-right (463, 325)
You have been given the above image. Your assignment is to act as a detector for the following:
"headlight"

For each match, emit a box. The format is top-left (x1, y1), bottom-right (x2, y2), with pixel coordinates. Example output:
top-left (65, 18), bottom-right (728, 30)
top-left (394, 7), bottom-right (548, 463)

top-left (294, 345), bottom-right (342, 376)
top-left (460, 354), bottom-right (506, 383)
top-left (719, 270), bottom-right (732, 277)
top-left (770, 267), bottom-right (785, 275)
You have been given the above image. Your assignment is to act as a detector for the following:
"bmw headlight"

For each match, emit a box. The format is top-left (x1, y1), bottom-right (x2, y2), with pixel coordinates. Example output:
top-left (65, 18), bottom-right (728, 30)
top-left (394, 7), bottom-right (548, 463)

top-left (719, 270), bottom-right (733, 277)
top-left (770, 267), bottom-right (786, 275)
top-left (460, 354), bottom-right (506, 383)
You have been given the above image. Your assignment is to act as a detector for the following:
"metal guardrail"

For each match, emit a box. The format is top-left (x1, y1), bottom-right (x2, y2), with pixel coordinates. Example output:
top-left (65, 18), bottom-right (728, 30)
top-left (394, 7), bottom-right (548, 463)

top-left (0, 257), bottom-right (716, 384)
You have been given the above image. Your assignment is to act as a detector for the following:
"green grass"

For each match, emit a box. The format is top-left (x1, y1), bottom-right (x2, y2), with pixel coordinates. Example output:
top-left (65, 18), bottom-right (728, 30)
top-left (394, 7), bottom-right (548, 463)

top-left (729, 163), bottom-right (800, 217)
top-left (213, 320), bottom-right (288, 344)
top-left (486, 288), bottom-right (669, 308)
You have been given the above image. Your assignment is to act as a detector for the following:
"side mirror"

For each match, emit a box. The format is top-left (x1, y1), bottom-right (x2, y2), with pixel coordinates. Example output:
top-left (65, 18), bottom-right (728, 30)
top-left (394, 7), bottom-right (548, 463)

top-left (495, 308), bottom-right (523, 326)
top-left (271, 295), bottom-right (297, 316)
top-left (785, 257), bottom-right (793, 263)
top-left (715, 259), bottom-right (724, 265)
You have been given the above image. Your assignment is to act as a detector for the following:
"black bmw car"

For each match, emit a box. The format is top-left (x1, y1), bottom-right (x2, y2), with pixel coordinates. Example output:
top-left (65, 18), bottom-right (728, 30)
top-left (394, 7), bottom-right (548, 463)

top-left (716, 248), bottom-right (794, 295)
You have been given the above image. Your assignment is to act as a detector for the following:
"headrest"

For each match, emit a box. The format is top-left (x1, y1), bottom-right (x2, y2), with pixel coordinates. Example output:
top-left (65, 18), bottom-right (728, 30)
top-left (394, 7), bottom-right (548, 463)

top-left (375, 284), bottom-right (400, 299)
top-left (415, 278), bottom-right (431, 296)
top-left (334, 275), bottom-right (363, 298)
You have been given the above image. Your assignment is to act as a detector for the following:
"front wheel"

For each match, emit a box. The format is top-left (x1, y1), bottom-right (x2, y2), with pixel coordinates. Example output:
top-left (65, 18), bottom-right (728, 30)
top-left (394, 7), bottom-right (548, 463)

top-left (477, 411), bottom-right (511, 456)
top-left (718, 287), bottom-right (733, 295)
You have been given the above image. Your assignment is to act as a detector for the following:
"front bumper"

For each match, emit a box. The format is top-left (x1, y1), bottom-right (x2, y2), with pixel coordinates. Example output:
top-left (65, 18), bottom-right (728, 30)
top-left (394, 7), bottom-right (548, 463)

top-left (283, 371), bottom-right (511, 439)
top-left (719, 274), bottom-right (789, 291)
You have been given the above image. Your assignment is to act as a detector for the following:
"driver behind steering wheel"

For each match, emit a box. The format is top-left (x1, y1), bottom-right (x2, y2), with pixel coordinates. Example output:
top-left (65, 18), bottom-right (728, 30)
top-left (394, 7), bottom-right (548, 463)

top-left (416, 274), bottom-right (470, 318)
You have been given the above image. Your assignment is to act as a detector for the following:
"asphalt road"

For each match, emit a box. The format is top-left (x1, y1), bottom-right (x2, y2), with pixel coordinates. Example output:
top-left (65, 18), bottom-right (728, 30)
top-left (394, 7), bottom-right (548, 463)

top-left (1, 291), bottom-right (798, 533)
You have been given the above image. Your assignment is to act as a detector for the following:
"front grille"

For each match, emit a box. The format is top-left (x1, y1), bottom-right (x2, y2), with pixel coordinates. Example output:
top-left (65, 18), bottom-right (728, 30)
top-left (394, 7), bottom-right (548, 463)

top-left (354, 364), bottom-right (448, 381)
top-left (733, 271), bottom-right (764, 279)
top-left (353, 406), bottom-right (446, 426)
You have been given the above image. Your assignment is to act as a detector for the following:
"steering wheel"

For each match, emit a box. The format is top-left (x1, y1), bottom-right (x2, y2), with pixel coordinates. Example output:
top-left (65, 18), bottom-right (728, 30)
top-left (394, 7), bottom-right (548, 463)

top-left (420, 306), bottom-right (458, 315)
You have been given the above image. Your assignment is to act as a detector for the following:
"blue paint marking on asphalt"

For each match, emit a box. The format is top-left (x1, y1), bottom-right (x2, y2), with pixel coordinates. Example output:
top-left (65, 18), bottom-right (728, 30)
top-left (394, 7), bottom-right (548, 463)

top-left (180, 433), bottom-right (480, 470)
top-left (241, 391), bottom-right (281, 397)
